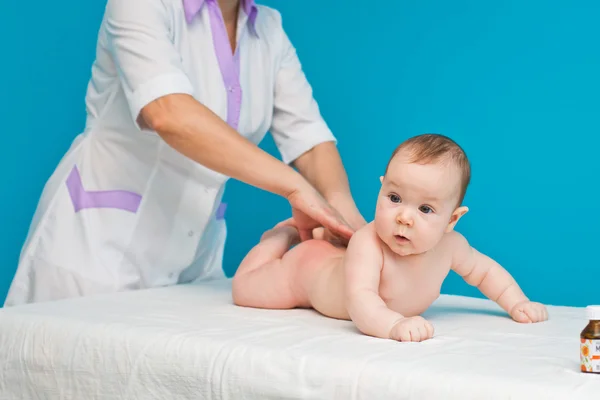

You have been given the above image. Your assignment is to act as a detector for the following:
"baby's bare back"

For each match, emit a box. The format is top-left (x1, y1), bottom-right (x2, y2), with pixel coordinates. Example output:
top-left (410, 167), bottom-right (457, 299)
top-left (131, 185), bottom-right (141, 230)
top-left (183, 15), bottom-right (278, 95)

top-left (291, 235), bottom-right (454, 320)
top-left (286, 239), bottom-right (349, 319)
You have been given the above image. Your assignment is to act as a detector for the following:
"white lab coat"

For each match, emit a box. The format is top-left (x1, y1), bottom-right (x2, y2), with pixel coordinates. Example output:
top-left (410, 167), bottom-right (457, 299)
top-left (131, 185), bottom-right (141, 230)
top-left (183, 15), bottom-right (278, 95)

top-left (4, 0), bottom-right (336, 306)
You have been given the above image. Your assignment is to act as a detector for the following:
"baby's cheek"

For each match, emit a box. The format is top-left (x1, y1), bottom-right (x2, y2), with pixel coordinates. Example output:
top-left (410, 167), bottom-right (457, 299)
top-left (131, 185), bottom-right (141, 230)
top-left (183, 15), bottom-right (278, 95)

top-left (374, 215), bottom-right (392, 234)
top-left (419, 225), bottom-right (444, 249)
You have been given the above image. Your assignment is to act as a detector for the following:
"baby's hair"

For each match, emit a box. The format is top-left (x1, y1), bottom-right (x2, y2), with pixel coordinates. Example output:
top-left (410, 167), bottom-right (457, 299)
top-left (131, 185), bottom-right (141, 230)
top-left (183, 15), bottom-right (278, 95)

top-left (385, 133), bottom-right (471, 205)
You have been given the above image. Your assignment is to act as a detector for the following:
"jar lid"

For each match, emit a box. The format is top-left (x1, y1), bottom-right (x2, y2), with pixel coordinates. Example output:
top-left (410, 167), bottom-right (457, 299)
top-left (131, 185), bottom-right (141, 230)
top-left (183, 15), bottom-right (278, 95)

top-left (587, 306), bottom-right (600, 320)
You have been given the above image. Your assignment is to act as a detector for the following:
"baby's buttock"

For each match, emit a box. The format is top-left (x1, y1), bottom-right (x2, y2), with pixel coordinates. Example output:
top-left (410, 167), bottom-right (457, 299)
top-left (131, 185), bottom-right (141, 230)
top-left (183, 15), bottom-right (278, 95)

top-left (286, 239), bottom-right (349, 320)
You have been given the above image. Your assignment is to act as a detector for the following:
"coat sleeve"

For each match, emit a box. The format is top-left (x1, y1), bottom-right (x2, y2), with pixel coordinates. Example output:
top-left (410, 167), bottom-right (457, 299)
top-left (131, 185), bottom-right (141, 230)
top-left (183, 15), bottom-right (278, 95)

top-left (104, 0), bottom-right (195, 128)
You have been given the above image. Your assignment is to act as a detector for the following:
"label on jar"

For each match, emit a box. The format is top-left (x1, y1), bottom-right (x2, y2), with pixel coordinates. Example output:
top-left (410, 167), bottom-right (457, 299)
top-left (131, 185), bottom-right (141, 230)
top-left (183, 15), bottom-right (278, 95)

top-left (581, 339), bottom-right (600, 373)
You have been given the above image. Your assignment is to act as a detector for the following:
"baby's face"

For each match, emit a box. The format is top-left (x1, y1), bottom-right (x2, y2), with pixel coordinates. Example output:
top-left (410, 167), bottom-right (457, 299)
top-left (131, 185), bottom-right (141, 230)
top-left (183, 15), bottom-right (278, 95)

top-left (374, 153), bottom-right (467, 256)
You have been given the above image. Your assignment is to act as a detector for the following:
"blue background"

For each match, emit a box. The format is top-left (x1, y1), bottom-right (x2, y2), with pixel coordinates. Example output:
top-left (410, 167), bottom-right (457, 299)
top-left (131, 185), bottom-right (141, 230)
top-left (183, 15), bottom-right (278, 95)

top-left (1, 1), bottom-right (598, 307)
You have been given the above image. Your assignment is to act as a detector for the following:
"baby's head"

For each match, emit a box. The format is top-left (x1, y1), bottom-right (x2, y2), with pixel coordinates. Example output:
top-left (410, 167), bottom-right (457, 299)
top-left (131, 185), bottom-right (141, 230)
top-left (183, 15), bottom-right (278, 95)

top-left (375, 133), bottom-right (470, 256)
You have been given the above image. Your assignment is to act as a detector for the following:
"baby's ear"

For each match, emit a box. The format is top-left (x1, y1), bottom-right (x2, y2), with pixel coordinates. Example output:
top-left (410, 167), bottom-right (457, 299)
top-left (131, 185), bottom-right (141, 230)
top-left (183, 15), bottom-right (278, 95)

top-left (445, 206), bottom-right (469, 232)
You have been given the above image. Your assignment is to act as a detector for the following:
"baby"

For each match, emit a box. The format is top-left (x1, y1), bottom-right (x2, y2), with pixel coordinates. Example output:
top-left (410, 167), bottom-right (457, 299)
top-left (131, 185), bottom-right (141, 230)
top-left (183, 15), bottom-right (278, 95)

top-left (232, 134), bottom-right (548, 342)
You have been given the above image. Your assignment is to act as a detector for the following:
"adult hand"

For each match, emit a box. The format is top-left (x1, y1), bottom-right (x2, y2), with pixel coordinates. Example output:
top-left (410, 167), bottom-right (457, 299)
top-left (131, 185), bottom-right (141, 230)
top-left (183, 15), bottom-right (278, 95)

top-left (275, 191), bottom-right (365, 245)
top-left (320, 194), bottom-right (367, 246)
top-left (286, 184), bottom-right (355, 242)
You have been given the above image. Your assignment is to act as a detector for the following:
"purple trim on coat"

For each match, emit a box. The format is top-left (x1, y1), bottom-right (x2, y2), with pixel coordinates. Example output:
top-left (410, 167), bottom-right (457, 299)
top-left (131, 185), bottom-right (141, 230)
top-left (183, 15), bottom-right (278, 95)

top-left (66, 166), bottom-right (142, 213)
top-left (216, 202), bottom-right (227, 220)
top-left (181, 0), bottom-right (250, 222)
top-left (205, 0), bottom-right (243, 130)
top-left (183, 0), bottom-right (258, 31)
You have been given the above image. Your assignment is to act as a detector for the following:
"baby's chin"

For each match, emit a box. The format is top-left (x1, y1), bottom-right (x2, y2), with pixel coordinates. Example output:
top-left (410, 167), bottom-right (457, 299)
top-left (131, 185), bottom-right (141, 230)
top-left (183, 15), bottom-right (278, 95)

top-left (384, 237), bottom-right (423, 257)
top-left (392, 248), bottom-right (416, 257)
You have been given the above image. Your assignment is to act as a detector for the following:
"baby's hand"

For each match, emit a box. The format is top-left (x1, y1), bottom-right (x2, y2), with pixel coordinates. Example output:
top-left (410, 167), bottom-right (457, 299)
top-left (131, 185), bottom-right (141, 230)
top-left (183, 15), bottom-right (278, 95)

top-left (510, 301), bottom-right (548, 323)
top-left (389, 316), bottom-right (434, 342)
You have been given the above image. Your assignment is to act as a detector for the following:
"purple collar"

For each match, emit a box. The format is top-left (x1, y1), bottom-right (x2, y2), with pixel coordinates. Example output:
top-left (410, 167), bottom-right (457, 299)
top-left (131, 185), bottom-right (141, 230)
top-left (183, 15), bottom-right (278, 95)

top-left (183, 0), bottom-right (258, 29)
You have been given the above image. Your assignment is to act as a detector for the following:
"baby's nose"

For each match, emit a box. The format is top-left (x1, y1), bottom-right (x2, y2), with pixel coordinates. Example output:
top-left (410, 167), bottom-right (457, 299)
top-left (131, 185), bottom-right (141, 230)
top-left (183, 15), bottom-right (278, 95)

top-left (396, 210), bottom-right (413, 226)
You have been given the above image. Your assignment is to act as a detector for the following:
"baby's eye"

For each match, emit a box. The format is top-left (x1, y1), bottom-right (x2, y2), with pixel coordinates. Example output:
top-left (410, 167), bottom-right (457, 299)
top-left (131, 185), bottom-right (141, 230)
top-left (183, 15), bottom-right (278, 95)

top-left (388, 194), bottom-right (401, 203)
top-left (419, 205), bottom-right (433, 214)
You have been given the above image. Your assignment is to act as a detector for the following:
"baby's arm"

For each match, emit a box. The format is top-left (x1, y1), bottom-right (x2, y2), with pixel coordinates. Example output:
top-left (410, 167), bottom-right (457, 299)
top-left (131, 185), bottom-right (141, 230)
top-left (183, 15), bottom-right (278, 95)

top-left (344, 226), bottom-right (433, 341)
top-left (449, 232), bottom-right (547, 323)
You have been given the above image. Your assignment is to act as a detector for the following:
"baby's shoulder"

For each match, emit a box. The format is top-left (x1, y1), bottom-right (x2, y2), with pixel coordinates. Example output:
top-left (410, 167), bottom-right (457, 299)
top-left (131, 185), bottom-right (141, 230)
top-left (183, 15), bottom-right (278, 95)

top-left (438, 231), bottom-right (471, 263)
top-left (437, 230), bottom-right (472, 261)
top-left (440, 230), bottom-right (469, 246)
top-left (345, 223), bottom-right (385, 259)
top-left (349, 222), bottom-right (379, 243)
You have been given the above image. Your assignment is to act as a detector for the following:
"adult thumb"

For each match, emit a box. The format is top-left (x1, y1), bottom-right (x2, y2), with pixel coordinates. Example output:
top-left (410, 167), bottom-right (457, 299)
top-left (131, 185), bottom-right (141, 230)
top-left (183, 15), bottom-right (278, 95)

top-left (297, 228), bottom-right (313, 242)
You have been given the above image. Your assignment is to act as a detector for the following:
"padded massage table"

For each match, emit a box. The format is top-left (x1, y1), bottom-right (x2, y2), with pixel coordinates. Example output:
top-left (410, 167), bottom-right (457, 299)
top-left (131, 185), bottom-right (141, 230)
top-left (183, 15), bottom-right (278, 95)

top-left (0, 279), bottom-right (598, 399)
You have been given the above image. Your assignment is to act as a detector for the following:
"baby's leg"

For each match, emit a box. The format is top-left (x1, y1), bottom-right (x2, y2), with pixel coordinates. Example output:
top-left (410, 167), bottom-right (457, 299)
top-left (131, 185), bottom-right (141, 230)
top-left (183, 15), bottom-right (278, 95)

top-left (232, 226), bottom-right (307, 309)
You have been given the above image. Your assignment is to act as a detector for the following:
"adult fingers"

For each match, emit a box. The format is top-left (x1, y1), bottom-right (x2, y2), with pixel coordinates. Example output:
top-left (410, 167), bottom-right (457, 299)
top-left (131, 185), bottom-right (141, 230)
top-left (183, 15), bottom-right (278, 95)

top-left (287, 186), bottom-right (354, 240)
top-left (322, 228), bottom-right (350, 247)
top-left (297, 228), bottom-right (313, 242)
top-left (320, 209), bottom-right (354, 239)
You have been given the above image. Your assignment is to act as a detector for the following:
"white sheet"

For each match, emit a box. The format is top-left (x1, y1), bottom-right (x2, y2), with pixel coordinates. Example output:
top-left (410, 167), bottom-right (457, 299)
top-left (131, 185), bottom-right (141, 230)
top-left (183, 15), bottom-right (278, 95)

top-left (0, 278), bottom-right (598, 399)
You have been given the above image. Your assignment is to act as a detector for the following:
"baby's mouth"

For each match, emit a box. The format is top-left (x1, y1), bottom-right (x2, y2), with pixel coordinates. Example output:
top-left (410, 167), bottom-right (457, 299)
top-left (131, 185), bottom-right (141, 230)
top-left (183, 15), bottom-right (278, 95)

top-left (395, 234), bottom-right (409, 243)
